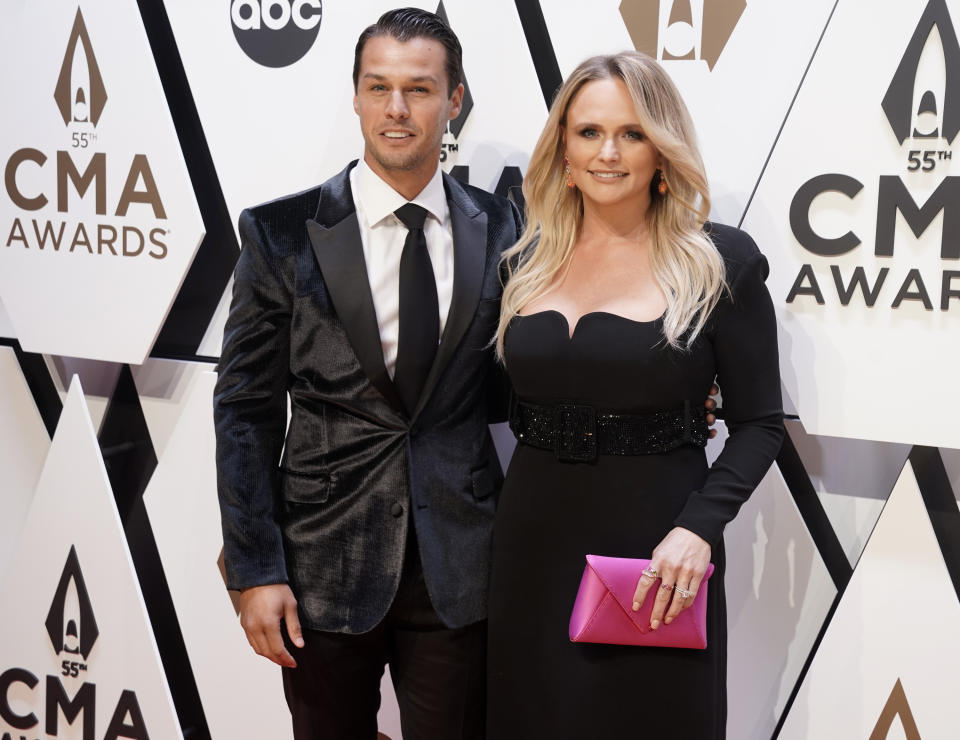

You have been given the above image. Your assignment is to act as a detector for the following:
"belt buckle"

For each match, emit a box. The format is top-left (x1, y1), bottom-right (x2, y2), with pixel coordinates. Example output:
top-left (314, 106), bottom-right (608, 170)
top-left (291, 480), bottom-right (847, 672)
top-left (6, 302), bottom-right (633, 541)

top-left (553, 403), bottom-right (597, 463)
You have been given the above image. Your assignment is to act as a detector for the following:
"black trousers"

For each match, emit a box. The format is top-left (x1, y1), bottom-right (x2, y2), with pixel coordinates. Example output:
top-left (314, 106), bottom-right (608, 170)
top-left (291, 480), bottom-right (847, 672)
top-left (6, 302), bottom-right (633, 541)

top-left (281, 535), bottom-right (486, 740)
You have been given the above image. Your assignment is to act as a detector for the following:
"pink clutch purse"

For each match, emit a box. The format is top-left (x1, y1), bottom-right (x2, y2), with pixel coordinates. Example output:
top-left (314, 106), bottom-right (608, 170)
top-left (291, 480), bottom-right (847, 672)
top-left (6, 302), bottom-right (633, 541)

top-left (569, 554), bottom-right (715, 649)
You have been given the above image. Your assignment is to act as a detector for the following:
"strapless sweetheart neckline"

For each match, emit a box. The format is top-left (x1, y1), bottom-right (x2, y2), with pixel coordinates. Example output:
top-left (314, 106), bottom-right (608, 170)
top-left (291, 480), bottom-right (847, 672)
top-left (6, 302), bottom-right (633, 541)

top-left (514, 309), bottom-right (665, 340)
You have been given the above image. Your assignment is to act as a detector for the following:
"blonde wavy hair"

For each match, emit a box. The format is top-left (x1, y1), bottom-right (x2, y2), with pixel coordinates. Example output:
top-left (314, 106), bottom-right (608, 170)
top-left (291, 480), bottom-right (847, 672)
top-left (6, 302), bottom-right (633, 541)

top-left (495, 51), bottom-right (726, 360)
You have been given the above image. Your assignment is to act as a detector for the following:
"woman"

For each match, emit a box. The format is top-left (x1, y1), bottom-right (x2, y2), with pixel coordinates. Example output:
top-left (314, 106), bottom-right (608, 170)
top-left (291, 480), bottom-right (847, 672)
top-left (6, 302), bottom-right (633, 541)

top-left (486, 51), bottom-right (784, 738)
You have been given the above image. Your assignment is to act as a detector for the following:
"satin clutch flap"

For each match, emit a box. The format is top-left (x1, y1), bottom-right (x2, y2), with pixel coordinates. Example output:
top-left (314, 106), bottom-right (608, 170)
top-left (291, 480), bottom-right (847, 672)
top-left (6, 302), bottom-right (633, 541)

top-left (569, 554), bottom-right (715, 649)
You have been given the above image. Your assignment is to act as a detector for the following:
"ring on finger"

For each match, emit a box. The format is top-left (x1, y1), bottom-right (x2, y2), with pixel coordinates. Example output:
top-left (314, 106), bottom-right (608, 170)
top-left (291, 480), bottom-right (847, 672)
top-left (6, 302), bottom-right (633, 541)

top-left (674, 585), bottom-right (692, 599)
top-left (641, 566), bottom-right (659, 579)
top-left (659, 582), bottom-right (675, 591)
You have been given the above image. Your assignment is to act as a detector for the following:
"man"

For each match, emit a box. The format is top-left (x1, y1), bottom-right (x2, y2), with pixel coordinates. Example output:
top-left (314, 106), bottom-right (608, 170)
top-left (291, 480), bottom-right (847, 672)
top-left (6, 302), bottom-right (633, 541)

top-left (214, 8), bottom-right (520, 739)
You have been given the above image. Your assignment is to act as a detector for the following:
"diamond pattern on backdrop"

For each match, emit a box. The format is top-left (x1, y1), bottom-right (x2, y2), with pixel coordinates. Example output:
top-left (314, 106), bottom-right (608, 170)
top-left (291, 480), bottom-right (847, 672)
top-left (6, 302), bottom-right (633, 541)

top-left (0, 380), bottom-right (183, 740)
top-left (144, 371), bottom-right (292, 740)
top-left (0, 1), bottom-right (206, 364)
top-left (777, 457), bottom-right (960, 738)
top-left (0, 346), bottom-right (51, 585)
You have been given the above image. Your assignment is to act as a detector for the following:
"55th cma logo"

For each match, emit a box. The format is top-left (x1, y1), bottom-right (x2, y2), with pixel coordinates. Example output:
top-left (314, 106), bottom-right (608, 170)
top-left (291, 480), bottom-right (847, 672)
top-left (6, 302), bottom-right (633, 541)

top-left (788, 0), bottom-right (960, 312)
top-left (3, 8), bottom-right (169, 260)
top-left (619, 0), bottom-right (746, 70)
top-left (0, 547), bottom-right (151, 740)
top-left (432, 2), bottom-right (525, 204)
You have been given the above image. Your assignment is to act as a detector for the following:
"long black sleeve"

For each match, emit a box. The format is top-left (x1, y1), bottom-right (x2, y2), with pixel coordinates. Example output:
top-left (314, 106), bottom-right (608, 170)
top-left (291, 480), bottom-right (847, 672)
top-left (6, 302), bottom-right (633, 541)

top-left (673, 229), bottom-right (785, 547)
top-left (213, 208), bottom-right (293, 590)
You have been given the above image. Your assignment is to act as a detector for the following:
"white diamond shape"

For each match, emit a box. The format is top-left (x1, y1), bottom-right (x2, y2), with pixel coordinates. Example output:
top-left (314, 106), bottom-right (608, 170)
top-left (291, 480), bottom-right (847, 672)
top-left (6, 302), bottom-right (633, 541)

top-left (0, 1), bottom-right (204, 363)
top-left (0, 378), bottom-right (182, 739)
top-left (0, 346), bottom-right (50, 585)
top-left (742, 0), bottom-right (960, 447)
top-left (778, 458), bottom-right (960, 737)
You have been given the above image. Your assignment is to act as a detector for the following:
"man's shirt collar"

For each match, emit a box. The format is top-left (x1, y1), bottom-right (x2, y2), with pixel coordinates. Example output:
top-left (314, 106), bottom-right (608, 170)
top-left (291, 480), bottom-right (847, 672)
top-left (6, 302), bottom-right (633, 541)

top-left (354, 158), bottom-right (447, 228)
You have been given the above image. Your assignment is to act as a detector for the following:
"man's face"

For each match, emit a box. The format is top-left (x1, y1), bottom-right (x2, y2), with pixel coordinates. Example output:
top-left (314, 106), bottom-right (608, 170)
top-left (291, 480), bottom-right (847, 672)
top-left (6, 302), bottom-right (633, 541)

top-left (354, 35), bottom-right (463, 185)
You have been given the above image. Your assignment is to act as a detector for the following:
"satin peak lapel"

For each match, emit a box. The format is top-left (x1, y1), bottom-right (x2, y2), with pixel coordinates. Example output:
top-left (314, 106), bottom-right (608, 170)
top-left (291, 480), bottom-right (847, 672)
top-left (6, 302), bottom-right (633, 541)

top-left (305, 214), bottom-right (404, 414)
top-left (411, 175), bottom-right (488, 421)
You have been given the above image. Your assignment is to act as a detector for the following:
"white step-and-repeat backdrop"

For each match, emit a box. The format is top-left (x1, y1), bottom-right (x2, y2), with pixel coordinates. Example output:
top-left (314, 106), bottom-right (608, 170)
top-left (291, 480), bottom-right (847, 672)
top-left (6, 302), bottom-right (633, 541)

top-left (2, 1), bottom-right (959, 738)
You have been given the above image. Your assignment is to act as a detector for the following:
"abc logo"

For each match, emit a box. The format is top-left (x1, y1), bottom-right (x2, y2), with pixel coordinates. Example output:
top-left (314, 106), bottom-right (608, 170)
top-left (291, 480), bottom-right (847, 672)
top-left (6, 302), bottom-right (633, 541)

top-left (231, 0), bottom-right (322, 68)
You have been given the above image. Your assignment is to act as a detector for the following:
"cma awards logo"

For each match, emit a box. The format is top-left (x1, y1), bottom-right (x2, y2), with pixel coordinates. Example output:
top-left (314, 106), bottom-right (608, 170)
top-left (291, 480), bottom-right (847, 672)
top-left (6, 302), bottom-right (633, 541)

top-left (619, 0), bottom-right (746, 69)
top-left (431, 3), bottom-right (523, 205)
top-left (870, 679), bottom-right (923, 740)
top-left (787, 0), bottom-right (960, 313)
top-left (3, 7), bottom-right (169, 260)
top-left (53, 7), bottom-right (107, 129)
top-left (46, 545), bottom-right (100, 663)
top-left (231, 0), bottom-right (322, 67)
top-left (0, 547), bottom-right (151, 740)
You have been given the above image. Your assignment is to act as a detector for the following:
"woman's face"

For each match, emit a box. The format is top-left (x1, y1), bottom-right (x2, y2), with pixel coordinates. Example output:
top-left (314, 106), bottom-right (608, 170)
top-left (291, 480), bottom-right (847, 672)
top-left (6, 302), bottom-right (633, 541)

top-left (563, 76), bottom-right (661, 215)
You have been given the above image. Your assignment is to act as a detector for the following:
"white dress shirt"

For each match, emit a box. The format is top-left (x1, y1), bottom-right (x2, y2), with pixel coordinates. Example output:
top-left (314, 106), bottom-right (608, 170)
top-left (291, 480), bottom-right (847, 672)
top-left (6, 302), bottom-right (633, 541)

top-left (349, 159), bottom-right (454, 378)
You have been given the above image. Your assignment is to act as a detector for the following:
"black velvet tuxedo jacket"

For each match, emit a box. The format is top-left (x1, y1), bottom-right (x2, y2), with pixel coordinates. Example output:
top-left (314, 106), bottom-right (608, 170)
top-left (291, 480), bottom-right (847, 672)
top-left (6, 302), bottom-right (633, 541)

top-left (214, 161), bottom-right (522, 633)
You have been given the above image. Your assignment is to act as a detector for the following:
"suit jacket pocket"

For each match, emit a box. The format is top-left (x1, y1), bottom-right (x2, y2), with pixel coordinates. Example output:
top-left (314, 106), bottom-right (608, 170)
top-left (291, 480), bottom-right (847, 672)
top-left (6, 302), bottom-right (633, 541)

top-left (281, 470), bottom-right (334, 505)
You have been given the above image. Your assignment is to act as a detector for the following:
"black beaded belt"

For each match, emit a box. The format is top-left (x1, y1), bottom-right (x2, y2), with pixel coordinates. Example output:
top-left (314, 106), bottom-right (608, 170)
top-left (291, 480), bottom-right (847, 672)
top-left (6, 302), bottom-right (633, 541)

top-left (510, 399), bottom-right (708, 463)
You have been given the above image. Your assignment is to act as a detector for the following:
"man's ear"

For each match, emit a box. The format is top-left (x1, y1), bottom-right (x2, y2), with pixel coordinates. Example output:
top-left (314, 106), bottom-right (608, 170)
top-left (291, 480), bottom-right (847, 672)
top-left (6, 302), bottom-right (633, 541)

top-left (353, 93), bottom-right (360, 116)
top-left (448, 82), bottom-right (465, 122)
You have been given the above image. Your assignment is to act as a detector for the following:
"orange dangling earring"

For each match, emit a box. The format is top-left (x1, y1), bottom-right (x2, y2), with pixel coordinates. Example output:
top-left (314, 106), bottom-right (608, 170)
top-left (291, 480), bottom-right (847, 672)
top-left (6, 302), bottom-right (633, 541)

top-left (657, 169), bottom-right (668, 196)
top-left (564, 157), bottom-right (575, 189)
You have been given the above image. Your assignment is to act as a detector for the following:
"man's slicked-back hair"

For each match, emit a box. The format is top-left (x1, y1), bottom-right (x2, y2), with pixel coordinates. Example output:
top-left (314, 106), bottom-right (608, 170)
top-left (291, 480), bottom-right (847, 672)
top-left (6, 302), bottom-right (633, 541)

top-left (353, 7), bottom-right (463, 96)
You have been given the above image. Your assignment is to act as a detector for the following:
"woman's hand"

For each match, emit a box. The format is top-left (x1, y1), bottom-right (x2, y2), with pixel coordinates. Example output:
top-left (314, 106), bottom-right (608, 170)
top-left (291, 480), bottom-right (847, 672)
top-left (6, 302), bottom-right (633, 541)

top-left (705, 382), bottom-right (719, 439)
top-left (631, 527), bottom-right (712, 630)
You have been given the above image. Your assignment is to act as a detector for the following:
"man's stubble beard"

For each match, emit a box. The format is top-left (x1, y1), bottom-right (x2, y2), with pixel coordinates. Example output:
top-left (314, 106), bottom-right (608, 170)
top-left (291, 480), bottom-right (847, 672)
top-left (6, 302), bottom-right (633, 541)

top-left (371, 149), bottom-right (425, 172)
top-left (370, 130), bottom-right (444, 175)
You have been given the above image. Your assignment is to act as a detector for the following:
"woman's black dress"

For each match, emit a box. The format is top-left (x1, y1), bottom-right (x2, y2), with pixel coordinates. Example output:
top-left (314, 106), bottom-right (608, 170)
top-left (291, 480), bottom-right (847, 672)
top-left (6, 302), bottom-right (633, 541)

top-left (487, 225), bottom-right (784, 739)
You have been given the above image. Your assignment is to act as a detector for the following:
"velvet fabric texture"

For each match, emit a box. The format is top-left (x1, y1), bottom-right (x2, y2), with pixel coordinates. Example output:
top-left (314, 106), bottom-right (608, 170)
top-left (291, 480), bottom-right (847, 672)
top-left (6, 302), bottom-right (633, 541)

top-left (214, 161), bottom-right (522, 632)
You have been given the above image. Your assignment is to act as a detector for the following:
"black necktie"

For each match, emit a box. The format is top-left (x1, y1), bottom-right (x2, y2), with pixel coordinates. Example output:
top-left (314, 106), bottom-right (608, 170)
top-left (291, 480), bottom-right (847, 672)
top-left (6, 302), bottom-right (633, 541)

top-left (393, 203), bottom-right (439, 415)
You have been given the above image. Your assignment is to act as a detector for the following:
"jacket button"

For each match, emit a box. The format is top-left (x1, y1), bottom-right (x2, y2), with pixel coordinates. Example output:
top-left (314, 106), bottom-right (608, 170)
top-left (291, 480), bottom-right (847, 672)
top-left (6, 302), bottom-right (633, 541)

top-left (390, 502), bottom-right (404, 518)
